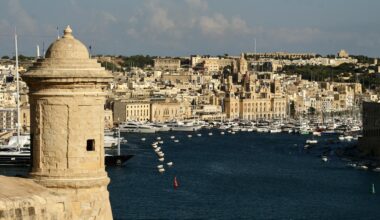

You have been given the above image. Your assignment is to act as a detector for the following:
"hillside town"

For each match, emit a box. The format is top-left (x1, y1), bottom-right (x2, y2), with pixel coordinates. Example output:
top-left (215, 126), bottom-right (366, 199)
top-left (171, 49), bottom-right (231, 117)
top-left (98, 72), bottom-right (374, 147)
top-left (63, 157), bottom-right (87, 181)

top-left (0, 49), bottom-right (378, 136)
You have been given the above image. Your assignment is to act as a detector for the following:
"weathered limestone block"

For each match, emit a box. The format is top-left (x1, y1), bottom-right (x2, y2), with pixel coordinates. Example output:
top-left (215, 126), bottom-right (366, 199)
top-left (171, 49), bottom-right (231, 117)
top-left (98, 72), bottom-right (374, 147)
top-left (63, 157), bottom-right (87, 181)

top-left (0, 176), bottom-right (71, 220)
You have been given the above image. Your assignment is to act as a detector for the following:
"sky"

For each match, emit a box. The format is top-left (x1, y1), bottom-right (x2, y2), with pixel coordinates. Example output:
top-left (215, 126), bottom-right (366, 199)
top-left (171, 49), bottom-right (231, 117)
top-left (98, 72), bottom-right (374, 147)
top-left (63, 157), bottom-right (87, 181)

top-left (0, 0), bottom-right (379, 57)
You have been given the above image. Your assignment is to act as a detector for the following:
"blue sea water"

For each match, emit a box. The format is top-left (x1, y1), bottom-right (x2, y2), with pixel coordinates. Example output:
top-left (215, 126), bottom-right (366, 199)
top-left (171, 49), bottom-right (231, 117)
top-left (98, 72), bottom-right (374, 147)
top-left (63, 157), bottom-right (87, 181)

top-left (2, 131), bottom-right (380, 219)
top-left (108, 131), bottom-right (380, 220)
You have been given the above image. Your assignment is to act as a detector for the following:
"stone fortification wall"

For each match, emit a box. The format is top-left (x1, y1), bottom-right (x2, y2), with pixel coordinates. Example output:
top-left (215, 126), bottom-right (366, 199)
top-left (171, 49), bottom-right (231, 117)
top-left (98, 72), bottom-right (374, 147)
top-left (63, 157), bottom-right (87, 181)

top-left (0, 176), bottom-right (71, 219)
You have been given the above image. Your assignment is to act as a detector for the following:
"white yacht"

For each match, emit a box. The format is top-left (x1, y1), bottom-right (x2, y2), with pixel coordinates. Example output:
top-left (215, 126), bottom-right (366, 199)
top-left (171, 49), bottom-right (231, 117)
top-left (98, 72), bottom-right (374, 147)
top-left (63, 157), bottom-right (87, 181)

top-left (104, 135), bottom-right (124, 148)
top-left (119, 122), bottom-right (157, 133)
top-left (149, 123), bottom-right (170, 132)
top-left (0, 135), bottom-right (30, 150)
top-left (166, 121), bottom-right (202, 132)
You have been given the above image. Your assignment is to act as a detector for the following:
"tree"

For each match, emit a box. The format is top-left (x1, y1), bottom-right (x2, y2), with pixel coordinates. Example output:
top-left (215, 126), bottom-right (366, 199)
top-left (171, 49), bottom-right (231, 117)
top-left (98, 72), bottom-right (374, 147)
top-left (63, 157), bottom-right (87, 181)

top-left (1, 55), bottom-right (9, 59)
top-left (308, 107), bottom-right (316, 115)
top-left (290, 101), bottom-right (296, 118)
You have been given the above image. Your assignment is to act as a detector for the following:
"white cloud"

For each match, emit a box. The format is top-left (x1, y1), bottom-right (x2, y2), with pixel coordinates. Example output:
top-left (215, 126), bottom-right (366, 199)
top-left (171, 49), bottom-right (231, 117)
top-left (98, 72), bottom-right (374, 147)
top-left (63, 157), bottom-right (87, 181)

top-left (185, 0), bottom-right (208, 10)
top-left (146, 1), bottom-right (175, 32)
top-left (199, 14), bottom-right (229, 36)
top-left (100, 11), bottom-right (118, 24)
top-left (199, 14), bottom-right (253, 37)
top-left (7, 0), bottom-right (38, 34)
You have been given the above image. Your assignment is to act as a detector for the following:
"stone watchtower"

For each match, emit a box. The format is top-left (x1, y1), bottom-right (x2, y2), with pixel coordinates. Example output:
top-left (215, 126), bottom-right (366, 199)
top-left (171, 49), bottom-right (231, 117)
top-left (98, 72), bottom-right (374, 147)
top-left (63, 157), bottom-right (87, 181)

top-left (23, 26), bottom-right (113, 219)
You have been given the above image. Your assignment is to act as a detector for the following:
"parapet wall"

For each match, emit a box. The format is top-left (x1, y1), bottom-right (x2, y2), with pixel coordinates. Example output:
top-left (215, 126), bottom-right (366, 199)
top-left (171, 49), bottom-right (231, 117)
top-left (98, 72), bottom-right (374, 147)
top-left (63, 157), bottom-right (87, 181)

top-left (0, 176), bottom-right (71, 219)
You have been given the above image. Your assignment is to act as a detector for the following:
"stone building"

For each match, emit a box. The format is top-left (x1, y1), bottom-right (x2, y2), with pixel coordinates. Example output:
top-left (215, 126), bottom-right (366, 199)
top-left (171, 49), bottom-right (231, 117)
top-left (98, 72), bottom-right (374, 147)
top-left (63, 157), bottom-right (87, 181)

top-left (338, 49), bottom-right (349, 58)
top-left (246, 52), bottom-right (316, 60)
top-left (0, 108), bottom-right (16, 131)
top-left (113, 99), bottom-right (151, 122)
top-left (105, 109), bottom-right (113, 129)
top-left (20, 105), bottom-right (30, 132)
top-left (151, 99), bottom-right (192, 122)
top-left (154, 58), bottom-right (181, 71)
top-left (113, 98), bottom-right (192, 123)
top-left (203, 58), bottom-right (234, 72)
top-left (6, 25), bottom-right (113, 219)
top-left (224, 74), bottom-right (287, 120)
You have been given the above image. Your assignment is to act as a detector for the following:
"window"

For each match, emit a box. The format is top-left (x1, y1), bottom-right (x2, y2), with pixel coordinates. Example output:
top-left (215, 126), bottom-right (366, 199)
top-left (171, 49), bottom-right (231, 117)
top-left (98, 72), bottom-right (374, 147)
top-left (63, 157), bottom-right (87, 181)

top-left (87, 139), bottom-right (95, 151)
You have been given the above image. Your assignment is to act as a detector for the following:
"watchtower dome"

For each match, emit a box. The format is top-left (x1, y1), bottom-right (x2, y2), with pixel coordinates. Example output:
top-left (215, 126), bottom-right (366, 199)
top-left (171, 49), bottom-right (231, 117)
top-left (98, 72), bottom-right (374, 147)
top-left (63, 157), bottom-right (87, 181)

top-left (23, 26), bottom-right (113, 219)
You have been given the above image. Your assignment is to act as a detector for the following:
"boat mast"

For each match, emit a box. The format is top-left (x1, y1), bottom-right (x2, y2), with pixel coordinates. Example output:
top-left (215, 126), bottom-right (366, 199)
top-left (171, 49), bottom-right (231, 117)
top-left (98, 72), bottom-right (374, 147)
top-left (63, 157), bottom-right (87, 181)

top-left (14, 31), bottom-right (20, 150)
top-left (117, 127), bottom-right (121, 156)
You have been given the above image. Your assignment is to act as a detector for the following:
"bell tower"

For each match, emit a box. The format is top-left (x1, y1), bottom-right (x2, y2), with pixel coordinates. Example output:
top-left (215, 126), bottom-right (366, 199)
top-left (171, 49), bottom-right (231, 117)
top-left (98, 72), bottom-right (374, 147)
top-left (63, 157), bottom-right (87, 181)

top-left (23, 26), bottom-right (113, 219)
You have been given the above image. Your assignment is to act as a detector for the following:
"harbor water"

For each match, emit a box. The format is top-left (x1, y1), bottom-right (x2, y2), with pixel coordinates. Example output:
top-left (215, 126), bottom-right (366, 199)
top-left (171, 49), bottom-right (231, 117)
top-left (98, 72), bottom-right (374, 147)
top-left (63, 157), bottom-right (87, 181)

top-left (2, 131), bottom-right (380, 219)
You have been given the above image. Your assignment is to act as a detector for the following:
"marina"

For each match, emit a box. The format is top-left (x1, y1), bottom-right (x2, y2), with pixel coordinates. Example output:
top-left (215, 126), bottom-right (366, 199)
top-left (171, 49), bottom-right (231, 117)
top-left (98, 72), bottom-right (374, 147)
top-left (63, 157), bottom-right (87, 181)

top-left (3, 130), bottom-right (380, 219)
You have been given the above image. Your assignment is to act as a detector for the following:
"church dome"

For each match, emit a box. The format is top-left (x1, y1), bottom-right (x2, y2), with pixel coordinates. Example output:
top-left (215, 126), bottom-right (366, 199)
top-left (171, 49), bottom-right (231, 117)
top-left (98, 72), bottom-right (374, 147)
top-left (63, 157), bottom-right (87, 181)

top-left (45, 25), bottom-right (89, 59)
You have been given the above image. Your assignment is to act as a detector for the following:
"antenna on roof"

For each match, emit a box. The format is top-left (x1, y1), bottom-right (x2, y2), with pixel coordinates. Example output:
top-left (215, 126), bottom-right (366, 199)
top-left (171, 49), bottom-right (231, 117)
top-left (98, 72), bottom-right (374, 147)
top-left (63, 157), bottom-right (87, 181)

top-left (42, 41), bottom-right (45, 58)
top-left (89, 45), bottom-right (92, 58)
top-left (57, 26), bottom-right (60, 39)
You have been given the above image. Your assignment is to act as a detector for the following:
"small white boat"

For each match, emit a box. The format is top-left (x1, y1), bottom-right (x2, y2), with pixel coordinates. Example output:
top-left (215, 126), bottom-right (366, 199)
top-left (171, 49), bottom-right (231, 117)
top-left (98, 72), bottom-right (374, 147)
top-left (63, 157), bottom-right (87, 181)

top-left (197, 134), bottom-right (202, 137)
top-left (159, 157), bottom-right (164, 162)
top-left (347, 163), bottom-right (357, 168)
top-left (321, 156), bottom-right (328, 162)
top-left (306, 139), bottom-right (318, 144)
top-left (269, 128), bottom-right (281, 133)
top-left (156, 137), bottom-right (161, 140)
top-left (357, 165), bottom-right (368, 170)
top-left (187, 134), bottom-right (192, 138)
top-left (344, 136), bottom-right (353, 141)
top-left (304, 144), bottom-right (310, 149)
top-left (152, 144), bottom-right (158, 149)
top-left (154, 147), bottom-right (161, 152)
top-left (159, 140), bottom-right (164, 144)
top-left (158, 153), bottom-right (165, 157)
top-left (373, 167), bottom-right (380, 172)
top-left (338, 136), bottom-right (345, 141)
top-left (141, 138), bottom-right (146, 141)
top-left (257, 127), bottom-right (269, 133)
top-left (174, 140), bottom-right (179, 143)
top-left (170, 136), bottom-right (175, 139)
top-left (158, 168), bottom-right (165, 173)
top-left (313, 132), bottom-right (321, 136)
top-left (208, 132), bottom-right (213, 136)
top-left (167, 162), bottom-right (173, 167)
top-left (220, 132), bottom-right (225, 135)
top-left (157, 165), bottom-right (164, 169)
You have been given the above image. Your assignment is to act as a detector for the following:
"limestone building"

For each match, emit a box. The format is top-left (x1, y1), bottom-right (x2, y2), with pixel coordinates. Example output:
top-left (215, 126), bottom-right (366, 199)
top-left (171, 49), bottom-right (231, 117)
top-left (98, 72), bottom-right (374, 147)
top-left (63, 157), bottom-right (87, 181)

top-left (224, 74), bottom-right (287, 120)
top-left (113, 99), bottom-right (151, 122)
top-left (22, 26), bottom-right (113, 219)
top-left (0, 108), bottom-right (16, 131)
top-left (151, 99), bottom-right (192, 122)
top-left (154, 58), bottom-right (181, 71)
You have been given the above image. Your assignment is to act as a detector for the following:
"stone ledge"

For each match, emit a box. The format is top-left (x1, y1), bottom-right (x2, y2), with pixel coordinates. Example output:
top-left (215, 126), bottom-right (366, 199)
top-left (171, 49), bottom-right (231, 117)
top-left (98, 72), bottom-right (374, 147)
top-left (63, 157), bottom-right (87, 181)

top-left (0, 176), bottom-right (71, 219)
